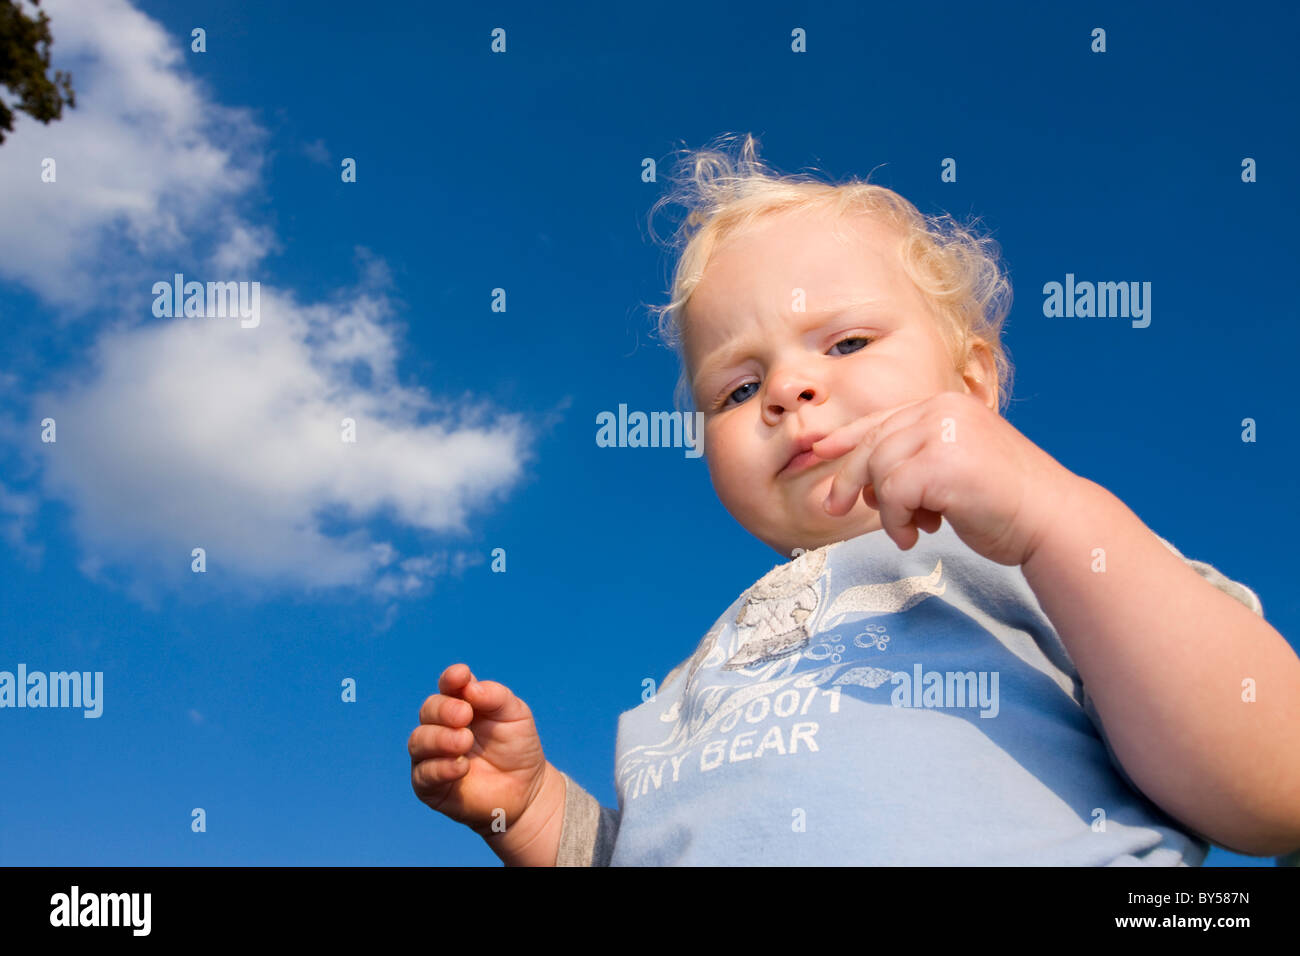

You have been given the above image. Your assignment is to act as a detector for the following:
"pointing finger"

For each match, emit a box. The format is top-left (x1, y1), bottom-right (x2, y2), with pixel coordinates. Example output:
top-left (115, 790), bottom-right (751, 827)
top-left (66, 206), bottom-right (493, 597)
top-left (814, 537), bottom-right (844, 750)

top-left (812, 398), bottom-right (928, 460)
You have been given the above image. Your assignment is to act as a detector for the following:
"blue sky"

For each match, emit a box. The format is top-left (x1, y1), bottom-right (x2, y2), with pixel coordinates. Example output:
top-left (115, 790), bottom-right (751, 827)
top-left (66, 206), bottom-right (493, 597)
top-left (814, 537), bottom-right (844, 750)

top-left (1, 0), bottom-right (1296, 866)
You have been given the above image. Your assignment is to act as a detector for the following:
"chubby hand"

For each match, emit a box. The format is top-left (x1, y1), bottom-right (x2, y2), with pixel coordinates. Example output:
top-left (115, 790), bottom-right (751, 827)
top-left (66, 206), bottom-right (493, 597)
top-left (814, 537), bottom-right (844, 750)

top-left (813, 390), bottom-right (1077, 566)
top-left (409, 663), bottom-right (552, 838)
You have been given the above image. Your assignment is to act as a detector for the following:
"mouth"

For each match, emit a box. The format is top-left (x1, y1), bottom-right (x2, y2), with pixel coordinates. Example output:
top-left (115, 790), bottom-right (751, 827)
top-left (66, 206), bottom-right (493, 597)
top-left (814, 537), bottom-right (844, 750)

top-left (777, 433), bottom-right (831, 479)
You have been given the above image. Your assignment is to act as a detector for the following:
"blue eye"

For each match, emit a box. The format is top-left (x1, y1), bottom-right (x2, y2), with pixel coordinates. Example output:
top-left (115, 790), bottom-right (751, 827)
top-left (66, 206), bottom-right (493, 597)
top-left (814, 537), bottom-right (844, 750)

top-left (830, 336), bottom-right (871, 355)
top-left (720, 382), bottom-right (758, 408)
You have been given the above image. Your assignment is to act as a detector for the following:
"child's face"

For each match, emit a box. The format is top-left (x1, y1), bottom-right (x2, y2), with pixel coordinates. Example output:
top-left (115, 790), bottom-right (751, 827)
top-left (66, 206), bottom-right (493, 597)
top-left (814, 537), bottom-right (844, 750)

top-left (683, 206), bottom-right (991, 558)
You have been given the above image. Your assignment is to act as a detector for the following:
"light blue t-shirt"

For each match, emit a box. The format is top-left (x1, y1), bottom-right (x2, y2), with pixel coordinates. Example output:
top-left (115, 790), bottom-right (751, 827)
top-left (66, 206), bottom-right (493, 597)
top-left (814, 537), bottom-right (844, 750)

top-left (589, 519), bottom-right (1262, 866)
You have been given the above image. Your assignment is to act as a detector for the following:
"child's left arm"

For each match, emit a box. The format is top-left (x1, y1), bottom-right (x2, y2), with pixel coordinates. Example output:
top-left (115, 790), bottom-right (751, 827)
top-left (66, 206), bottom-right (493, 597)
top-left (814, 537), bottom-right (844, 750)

top-left (817, 390), bottom-right (1300, 857)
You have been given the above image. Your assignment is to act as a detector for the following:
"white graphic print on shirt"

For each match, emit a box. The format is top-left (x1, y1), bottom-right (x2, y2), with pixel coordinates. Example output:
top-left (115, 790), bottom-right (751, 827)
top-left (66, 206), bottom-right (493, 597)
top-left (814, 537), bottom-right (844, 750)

top-left (616, 542), bottom-right (950, 801)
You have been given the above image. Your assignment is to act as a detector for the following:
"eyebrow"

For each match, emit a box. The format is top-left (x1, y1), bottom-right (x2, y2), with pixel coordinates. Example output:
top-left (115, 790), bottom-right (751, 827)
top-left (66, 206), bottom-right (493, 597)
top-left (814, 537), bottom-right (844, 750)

top-left (693, 298), bottom-right (889, 386)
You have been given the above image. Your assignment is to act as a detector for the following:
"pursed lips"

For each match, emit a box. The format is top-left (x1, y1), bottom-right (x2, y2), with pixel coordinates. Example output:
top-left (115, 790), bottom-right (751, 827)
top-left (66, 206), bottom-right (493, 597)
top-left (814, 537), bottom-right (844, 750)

top-left (777, 433), bottom-right (831, 478)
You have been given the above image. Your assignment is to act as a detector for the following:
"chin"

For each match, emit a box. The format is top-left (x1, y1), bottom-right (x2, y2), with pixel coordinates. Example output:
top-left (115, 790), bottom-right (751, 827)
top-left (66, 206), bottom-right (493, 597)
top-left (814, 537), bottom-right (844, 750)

top-left (814, 508), bottom-right (881, 544)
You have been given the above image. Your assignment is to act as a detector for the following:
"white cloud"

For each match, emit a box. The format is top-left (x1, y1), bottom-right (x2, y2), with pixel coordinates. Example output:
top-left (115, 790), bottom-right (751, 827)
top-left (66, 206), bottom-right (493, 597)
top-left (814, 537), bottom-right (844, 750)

top-left (211, 221), bottom-right (278, 273)
top-left (0, 0), bottom-right (537, 599)
top-left (33, 287), bottom-right (529, 595)
top-left (0, 0), bottom-right (267, 307)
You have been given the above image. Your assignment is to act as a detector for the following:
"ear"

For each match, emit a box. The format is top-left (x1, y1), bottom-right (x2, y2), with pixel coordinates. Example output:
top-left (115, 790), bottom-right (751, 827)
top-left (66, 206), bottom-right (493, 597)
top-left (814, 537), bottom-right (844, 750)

top-left (959, 338), bottom-right (1000, 412)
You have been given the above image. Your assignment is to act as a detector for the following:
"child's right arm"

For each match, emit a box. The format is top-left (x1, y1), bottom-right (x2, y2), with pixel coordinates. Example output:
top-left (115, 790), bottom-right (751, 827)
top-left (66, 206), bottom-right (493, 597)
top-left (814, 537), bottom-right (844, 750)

top-left (409, 662), bottom-right (567, 866)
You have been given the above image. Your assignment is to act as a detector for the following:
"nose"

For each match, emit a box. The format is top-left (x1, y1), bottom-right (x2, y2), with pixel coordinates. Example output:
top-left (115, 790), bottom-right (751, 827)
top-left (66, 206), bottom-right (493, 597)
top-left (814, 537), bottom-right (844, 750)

top-left (763, 368), bottom-right (822, 423)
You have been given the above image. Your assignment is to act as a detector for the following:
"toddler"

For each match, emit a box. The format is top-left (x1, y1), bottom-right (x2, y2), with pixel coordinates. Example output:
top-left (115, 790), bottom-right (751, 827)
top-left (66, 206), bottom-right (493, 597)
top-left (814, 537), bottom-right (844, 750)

top-left (409, 134), bottom-right (1300, 865)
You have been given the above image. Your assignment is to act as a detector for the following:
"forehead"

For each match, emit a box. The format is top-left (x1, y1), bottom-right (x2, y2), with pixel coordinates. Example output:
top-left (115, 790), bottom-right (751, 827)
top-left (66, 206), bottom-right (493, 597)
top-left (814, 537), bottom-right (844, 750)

top-left (682, 206), bottom-right (914, 364)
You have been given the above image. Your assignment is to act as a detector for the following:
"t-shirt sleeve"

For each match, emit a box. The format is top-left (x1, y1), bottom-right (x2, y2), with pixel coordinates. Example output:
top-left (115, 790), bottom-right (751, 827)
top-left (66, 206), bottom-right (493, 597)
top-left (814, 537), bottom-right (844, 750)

top-left (556, 770), bottom-right (620, 867)
top-left (1153, 536), bottom-right (1265, 618)
top-left (1079, 536), bottom-right (1265, 835)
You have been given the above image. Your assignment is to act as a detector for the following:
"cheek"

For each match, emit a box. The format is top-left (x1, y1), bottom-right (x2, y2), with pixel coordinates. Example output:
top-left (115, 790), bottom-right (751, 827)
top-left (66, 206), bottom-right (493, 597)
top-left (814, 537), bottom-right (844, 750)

top-left (703, 425), bottom-right (733, 482)
top-left (705, 423), bottom-right (761, 507)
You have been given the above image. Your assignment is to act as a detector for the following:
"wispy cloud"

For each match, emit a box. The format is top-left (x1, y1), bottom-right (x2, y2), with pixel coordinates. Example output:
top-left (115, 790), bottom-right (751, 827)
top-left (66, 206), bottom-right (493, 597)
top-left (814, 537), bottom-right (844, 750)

top-left (0, 0), bottom-right (271, 306)
top-left (30, 283), bottom-right (529, 599)
top-left (0, 0), bottom-right (537, 601)
top-left (0, 482), bottom-right (42, 560)
top-left (302, 138), bottom-right (332, 166)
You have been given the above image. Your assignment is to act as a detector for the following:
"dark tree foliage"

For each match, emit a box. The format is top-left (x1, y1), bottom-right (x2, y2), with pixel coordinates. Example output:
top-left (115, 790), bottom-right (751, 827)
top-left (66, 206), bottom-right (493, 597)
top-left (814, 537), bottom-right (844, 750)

top-left (0, 0), bottom-right (76, 145)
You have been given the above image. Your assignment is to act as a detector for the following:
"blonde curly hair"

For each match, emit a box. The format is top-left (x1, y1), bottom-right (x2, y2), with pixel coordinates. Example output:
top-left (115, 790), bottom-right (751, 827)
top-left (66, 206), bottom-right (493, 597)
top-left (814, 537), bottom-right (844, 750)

top-left (645, 133), bottom-right (1015, 416)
